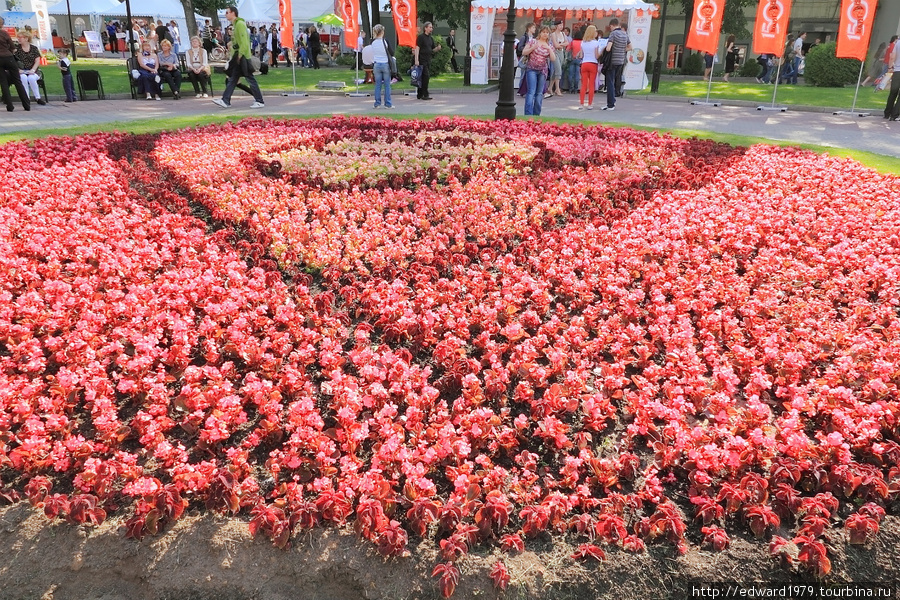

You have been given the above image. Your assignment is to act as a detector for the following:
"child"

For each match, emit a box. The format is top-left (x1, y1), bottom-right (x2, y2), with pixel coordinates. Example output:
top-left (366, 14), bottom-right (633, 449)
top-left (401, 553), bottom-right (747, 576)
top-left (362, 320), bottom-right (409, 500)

top-left (58, 48), bottom-right (76, 102)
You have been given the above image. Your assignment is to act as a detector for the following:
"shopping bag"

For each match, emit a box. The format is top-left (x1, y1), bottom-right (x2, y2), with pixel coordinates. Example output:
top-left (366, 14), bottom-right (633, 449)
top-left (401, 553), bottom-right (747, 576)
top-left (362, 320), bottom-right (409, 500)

top-left (410, 64), bottom-right (422, 88)
top-left (875, 72), bottom-right (891, 92)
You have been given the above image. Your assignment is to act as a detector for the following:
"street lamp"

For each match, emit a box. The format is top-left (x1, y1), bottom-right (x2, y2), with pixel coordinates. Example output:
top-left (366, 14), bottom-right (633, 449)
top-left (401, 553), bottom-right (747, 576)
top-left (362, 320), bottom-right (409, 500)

top-left (65, 0), bottom-right (77, 62)
top-left (494, 0), bottom-right (516, 120)
top-left (651, 0), bottom-right (669, 93)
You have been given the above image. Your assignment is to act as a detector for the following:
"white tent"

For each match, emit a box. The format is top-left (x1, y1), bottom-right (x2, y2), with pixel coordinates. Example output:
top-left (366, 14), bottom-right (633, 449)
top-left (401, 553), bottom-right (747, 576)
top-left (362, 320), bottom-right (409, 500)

top-left (237, 0), bottom-right (278, 23)
top-left (471, 0), bottom-right (656, 8)
top-left (48, 0), bottom-right (123, 33)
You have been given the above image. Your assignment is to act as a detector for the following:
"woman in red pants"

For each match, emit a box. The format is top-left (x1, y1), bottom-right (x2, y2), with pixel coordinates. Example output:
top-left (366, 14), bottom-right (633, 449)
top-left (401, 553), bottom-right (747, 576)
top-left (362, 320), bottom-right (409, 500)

top-left (578, 25), bottom-right (601, 110)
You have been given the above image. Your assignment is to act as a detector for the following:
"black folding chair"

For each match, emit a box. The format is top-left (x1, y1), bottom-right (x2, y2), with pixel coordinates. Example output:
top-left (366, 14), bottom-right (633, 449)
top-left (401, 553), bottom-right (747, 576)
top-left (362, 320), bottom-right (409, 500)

top-left (76, 70), bottom-right (105, 100)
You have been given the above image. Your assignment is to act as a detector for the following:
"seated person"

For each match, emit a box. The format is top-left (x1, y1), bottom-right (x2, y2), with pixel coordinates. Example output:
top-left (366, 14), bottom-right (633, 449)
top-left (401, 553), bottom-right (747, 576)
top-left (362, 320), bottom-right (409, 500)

top-left (135, 40), bottom-right (161, 100)
top-left (51, 29), bottom-right (66, 49)
top-left (184, 35), bottom-right (211, 97)
top-left (157, 39), bottom-right (182, 99)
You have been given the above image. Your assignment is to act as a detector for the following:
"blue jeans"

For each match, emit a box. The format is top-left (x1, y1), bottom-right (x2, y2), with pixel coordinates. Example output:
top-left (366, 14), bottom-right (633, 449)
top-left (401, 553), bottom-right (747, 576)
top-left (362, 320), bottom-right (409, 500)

top-left (606, 64), bottom-right (623, 108)
top-left (791, 56), bottom-right (801, 84)
top-left (373, 62), bottom-right (392, 107)
top-left (222, 58), bottom-right (263, 104)
top-left (567, 59), bottom-right (581, 92)
top-left (524, 69), bottom-right (546, 115)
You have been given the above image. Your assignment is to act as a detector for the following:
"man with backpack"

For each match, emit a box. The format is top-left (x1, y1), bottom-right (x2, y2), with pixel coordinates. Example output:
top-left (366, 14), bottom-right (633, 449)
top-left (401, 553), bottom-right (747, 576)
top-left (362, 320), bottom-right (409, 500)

top-left (603, 18), bottom-right (630, 110)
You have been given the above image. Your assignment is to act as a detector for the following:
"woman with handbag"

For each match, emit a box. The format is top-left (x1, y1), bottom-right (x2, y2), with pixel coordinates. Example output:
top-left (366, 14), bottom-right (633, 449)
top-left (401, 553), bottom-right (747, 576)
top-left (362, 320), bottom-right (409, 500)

top-left (185, 36), bottom-right (211, 98)
top-left (371, 24), bottom-right (393, 109)
top-left (521, 26), bottom-right (556, 116)
top-left (14, 30), bottom-right (46, 105)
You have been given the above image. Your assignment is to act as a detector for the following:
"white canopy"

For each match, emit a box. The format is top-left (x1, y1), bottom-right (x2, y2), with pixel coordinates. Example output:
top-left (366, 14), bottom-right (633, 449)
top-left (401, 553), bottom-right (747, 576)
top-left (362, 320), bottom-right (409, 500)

top-left (233, 0), bottom-right (336, 26)
top-left (48, 0), bottom-right (122, 14)
top-left (471, 0), bottom-right (657, 9)
top-left (237, 0), bottom-right (278, 23)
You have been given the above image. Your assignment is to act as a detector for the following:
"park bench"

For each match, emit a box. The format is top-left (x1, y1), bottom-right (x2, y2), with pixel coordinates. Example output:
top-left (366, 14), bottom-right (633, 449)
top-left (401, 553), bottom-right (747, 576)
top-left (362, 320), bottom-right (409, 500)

top-left (126, 55), bottom-right (215, 99)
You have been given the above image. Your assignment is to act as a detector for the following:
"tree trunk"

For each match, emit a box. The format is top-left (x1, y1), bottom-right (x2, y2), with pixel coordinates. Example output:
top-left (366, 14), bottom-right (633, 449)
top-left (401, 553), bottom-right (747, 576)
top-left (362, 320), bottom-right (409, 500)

top-left (680, 0), bottom-right (693, 68)
top-left (180, 0), bottom-right (198, 37)
top-left (360, 0), bottom-right (371, 37)
top-left (370, 0), bottom-right (380, 26)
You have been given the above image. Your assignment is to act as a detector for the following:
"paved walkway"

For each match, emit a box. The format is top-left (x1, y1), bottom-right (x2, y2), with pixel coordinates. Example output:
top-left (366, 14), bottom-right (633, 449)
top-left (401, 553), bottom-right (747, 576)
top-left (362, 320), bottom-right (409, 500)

top-left (3, 89), bottom-right (899, 158)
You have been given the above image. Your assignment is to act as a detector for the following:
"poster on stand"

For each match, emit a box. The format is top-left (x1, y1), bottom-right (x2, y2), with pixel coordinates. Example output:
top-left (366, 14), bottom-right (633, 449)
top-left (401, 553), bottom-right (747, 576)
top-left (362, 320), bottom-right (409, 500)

top-left (84, 30), bottom-right (104, 54)
top-left (624, 9), bottom-right (651, 90)
top-left (24, 0), bottom-right (53, 50)
top-left (470, 9), bottom-right (495, 85)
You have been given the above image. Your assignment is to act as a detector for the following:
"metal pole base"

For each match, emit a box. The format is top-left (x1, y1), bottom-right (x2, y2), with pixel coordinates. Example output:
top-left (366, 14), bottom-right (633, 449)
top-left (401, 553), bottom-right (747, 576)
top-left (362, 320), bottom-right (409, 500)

top-left (690, 100), bottom-right (721, 107)
top-left (757, 105), bottom-right (788, 112)
top-left (282, 92), bottom-right (310, 97)
top-left (346, 92), bottom-right (371, 97)
top-left (832, 110), bottom-right (871, 117)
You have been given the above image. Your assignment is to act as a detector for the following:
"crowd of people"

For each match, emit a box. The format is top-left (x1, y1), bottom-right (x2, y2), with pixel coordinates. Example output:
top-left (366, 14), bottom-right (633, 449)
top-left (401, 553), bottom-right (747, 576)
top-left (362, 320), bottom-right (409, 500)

top-left (516, 19), bottom-right (630, 115)
top-left (3, 10), bottom-right (900, 121)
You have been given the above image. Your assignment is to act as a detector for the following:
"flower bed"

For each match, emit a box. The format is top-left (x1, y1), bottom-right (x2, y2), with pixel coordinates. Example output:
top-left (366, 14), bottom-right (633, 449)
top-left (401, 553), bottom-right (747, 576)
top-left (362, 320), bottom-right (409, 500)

top-left (2, 119), bottom-right (900, 596)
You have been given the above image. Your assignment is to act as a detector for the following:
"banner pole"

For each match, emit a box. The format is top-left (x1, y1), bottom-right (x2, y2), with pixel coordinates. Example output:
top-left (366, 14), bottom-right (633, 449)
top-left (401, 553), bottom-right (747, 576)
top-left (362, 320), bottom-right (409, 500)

top-left (757, 57), bottom-right (787, 112)
top-left (690, 54), bottom-right (721, 107)
top-left (833, 59), bottom-right (869, 117)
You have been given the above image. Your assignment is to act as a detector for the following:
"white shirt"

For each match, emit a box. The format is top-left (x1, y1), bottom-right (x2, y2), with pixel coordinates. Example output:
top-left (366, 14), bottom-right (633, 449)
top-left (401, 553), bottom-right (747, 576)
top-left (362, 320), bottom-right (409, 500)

top-left (371, 37), bottom-right (389, 64)
top-left (793, 37), bottom-right (803, 56)
top-left (580, 39), bottom-right (601, 64)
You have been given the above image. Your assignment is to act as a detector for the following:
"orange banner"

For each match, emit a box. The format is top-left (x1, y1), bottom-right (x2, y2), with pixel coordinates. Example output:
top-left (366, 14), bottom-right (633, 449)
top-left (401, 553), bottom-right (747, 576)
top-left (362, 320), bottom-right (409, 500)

top-left (836, 0), bottom-right (878, 61)
top-left (392, 0), bottom-right (417, 48)
top-left (279, 0), bottom-right (293, 49)
top-left (753, 0), bottom-right (793, 57)
top-left (685, 0), bottom-right (724, 56)
top-left (341, 0), bottom-right (360, 49)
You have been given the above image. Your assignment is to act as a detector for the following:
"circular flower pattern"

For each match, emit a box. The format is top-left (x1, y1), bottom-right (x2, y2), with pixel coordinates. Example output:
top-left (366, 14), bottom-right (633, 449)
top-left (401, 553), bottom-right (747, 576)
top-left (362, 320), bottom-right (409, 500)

top-left (1, 118), bottom-right (899, 593)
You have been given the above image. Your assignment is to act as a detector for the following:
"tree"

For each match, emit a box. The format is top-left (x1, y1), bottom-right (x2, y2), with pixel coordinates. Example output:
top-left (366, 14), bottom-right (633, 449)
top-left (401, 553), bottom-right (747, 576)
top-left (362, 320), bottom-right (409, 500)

top-left (674, 0), bottom-right (755, 66)
top-left (192, 0), bottom-right (231, 31)
top-left (179, 0), bottom-right (198, 39)
top-left (413, 0), bottom-right (470, 28)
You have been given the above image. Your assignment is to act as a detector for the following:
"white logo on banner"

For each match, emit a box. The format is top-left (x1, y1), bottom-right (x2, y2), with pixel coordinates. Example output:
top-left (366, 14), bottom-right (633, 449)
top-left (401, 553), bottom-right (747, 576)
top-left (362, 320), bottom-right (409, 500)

top-left (693, 0), bottom-right (718, 38)
top-left (761, 0), bottom-right (785, 39)
top-left (845, 0), bottom-right (870, 41)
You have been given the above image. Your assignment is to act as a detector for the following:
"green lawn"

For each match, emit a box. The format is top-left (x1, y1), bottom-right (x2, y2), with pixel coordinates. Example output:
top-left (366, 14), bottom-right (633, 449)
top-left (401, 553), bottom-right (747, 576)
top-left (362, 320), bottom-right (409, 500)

top-left (3, 113), bottom-right (898, 176)
top-left (632, 79), bottom-right (887, 111)
top-left (42, 58), bottom-right (489, 96)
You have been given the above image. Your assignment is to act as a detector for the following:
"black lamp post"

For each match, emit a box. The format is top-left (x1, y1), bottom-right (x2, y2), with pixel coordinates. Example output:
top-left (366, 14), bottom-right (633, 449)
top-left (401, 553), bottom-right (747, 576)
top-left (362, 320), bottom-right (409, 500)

top-left (494, 0), bottom-right (516, 120)
top-left (125, 0), bottom-right (135, 61)
top-left (464, 1), bottom-right (472, 86)
top-left (650, 0), bottom-right (669, 93)
top-left (65, 0), bottom-right (77, 62)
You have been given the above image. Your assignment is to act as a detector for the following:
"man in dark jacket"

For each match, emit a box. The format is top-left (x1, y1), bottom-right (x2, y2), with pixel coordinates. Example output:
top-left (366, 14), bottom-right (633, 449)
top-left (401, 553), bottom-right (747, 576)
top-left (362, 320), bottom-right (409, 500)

top-left (0, 17), bottom-right (31, 111)
top-left (414, 21), bottom-right (441, 100)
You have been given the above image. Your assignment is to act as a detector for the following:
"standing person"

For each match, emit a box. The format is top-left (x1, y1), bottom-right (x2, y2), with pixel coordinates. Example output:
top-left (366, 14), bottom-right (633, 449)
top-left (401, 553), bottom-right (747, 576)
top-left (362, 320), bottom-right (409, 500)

top-left (576, 25), bottom-right (600, 110)
top-left (567, 26), bottom-right (583, 95)
top-left (202, 19), bottom-right (215, 53)
top-left (703, 51), bottom-right (714, 81)
top-left (414, 21), bottom-right (441, 101)
top-left (185, 35), bottom-right (211, 97)
top-left (778, 36), bottom-right (795, 84)
top-left (58, 47), bottom-right (76, 102)
top-left (371, 24), bottom-right (393, 109)
top-left (447, 29), bottom-right (459, 73)
top-left (516, 22), bottom-right (536, 97)
top-left (0, 17), bottom-right (30, 111)
top-left (14, 30), bottom-right (46, 105)
top-left (308, 26), bottom-right (321, 69)
top-left (884, 40), bottom-right (900, 121)
top-left (723, 34), bottom-right (737, 82)
top-left (212, 6), bottom-right (265, 109)
top-left (791, 32), bottom-right (805, 84)
top-left (861, 42), bottom-right (886, 87)
top-left (268, 26), bottom-right (279, 67)
top-left (549, 20), bottom-right (566, 96)
top-left (521, 25), bottom-right (556, 116)
top-left (168, 20), bottom-right (181, 54)
top-left (155, 20), bottom-right (171, 45)
top-left (106, 20), bottom-right (118, 52)
top-left (756, 53), bottom-right (770, 84)
top-left (258, 25), bottom-right (268, 63)
top-left (603, 18), bottom-right (630, 111)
